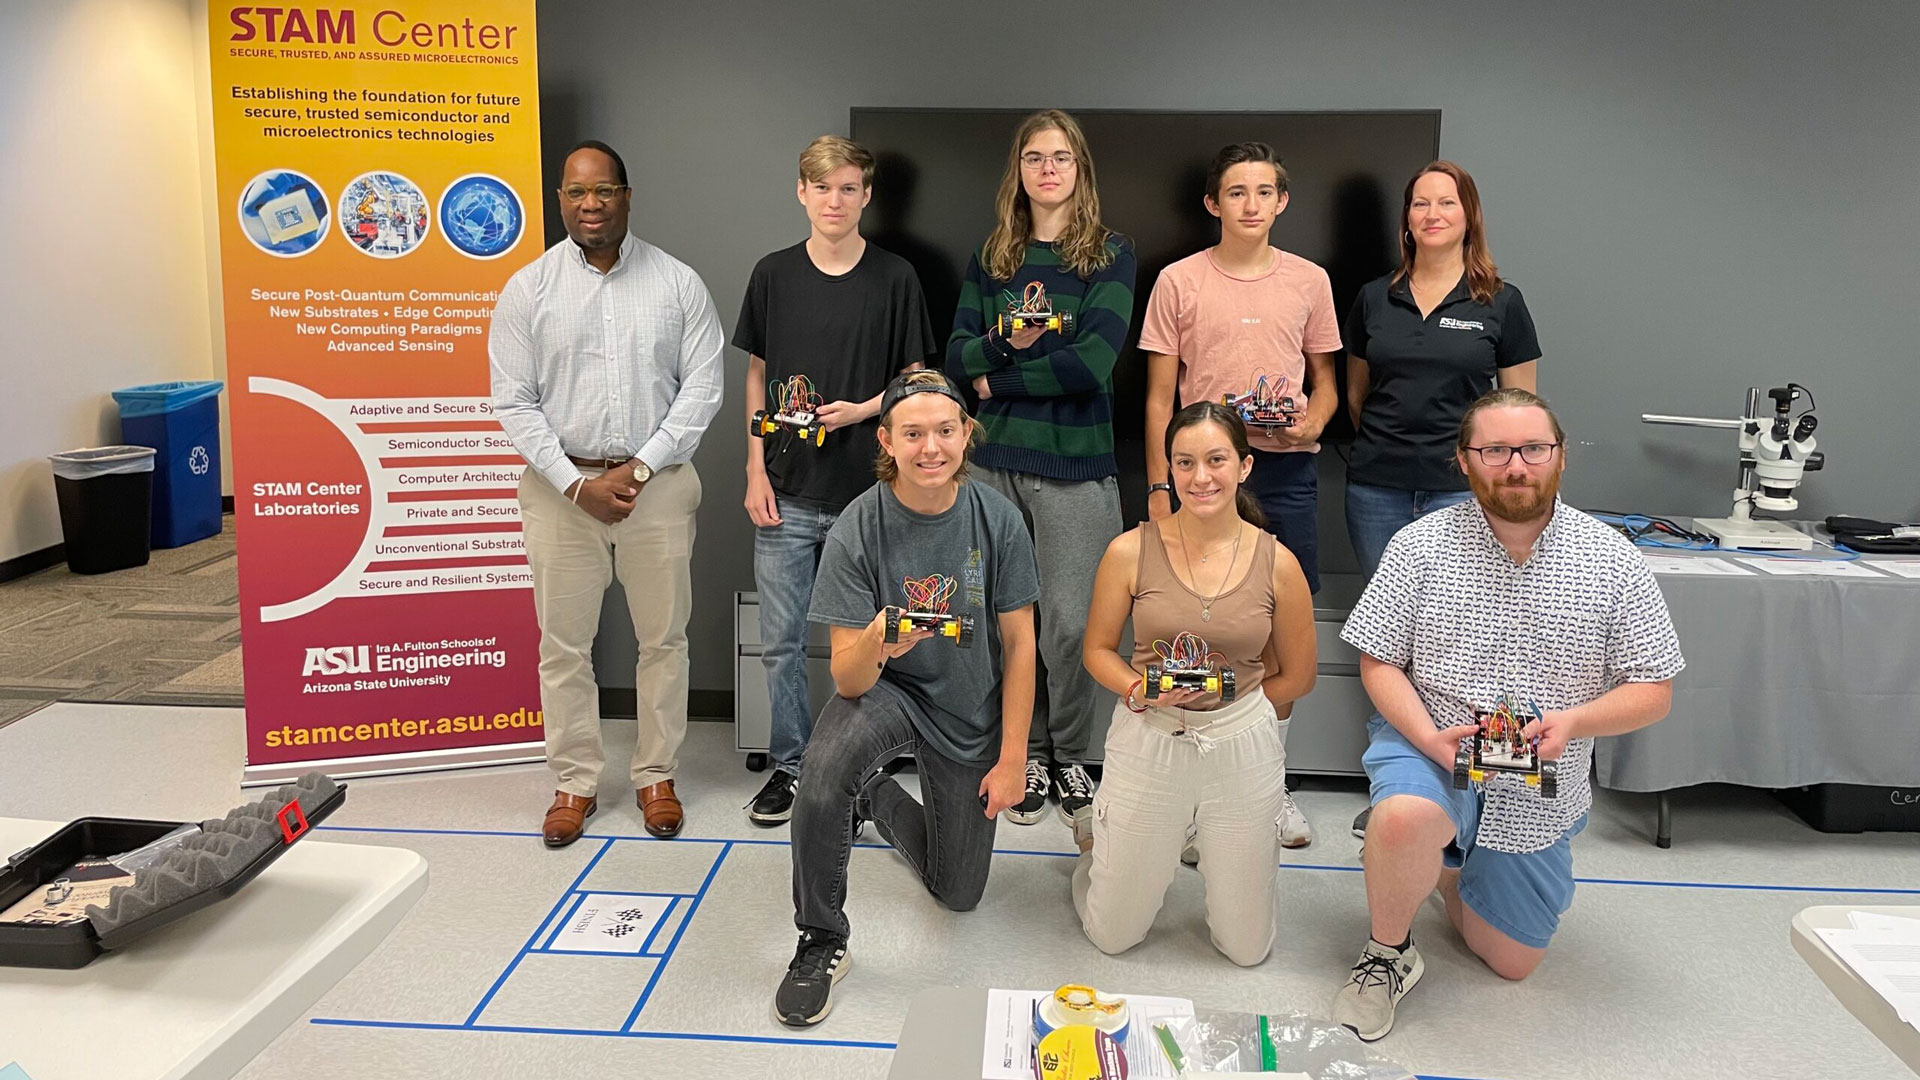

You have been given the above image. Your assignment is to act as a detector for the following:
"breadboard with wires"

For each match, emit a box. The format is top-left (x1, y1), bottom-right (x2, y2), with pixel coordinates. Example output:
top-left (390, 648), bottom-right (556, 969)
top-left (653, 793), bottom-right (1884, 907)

top-left (1454, 692), bottom-right (1557, 797)
top-left (996, 281), bottom-right (1076, 336)
top-left (1221, 371), bottom-right (1298, 429)
top-left (1144, 630), bottom-right (1235, 702)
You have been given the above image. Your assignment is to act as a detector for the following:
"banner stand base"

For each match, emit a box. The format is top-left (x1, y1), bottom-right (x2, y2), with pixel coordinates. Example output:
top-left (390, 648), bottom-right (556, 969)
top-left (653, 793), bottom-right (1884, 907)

top-left (244, 741), bottom-right (545, 787)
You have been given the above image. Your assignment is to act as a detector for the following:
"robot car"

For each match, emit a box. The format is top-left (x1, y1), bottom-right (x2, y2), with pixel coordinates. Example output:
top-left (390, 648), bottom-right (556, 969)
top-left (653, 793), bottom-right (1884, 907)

top-left (996, 281), bottom-right (1077, 337)
top-left (1221, 372), bottom-right (1299, 433)
top-left (749, 373), bottom-right (827, 448)
top-left (1452, 693), bottom-right (1557, 798)
top-left (883, 573), bottom-right (975, 648)
top-left (1143, 631), bottom-right (1236, 703)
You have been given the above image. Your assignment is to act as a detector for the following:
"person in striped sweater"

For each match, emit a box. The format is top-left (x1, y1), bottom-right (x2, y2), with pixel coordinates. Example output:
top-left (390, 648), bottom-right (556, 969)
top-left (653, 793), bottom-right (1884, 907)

top-left (945, 109), bottom-right (1137, 827)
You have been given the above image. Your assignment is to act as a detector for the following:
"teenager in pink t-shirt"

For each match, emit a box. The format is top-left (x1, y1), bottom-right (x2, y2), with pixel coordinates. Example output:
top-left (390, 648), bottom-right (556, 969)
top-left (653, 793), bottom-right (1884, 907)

top-left (1138, 142), bottom-right (1341, 848)
top-left (1140, 142), bottom-right (1341, 596)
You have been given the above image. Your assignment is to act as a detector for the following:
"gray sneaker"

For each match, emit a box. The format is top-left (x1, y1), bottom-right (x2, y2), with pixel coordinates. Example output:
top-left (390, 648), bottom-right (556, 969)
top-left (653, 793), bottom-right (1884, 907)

top-left (1332, 938), bottom-right (1424, 1042)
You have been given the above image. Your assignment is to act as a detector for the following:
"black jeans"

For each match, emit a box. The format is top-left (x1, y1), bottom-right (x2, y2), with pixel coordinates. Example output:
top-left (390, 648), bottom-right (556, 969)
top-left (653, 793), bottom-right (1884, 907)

top-left (790, 690), bottom-right (998, 939)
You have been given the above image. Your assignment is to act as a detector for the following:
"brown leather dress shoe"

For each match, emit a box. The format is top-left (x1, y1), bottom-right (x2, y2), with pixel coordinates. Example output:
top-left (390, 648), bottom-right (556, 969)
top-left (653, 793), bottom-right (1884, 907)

top-left (543, 791), bottom-right (597, 848)
top-left (638, 780), bottom-right (683, 838)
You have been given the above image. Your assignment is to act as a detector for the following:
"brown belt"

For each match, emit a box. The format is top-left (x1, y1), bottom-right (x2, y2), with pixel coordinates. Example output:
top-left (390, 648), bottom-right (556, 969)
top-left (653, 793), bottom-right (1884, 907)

top-left (566, 454), bottom-right (632, 469)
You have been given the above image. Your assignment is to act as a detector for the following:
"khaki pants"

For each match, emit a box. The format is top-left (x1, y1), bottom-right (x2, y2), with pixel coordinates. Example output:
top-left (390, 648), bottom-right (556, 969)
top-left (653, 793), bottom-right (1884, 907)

top-left (518, 463), bottom-right (700, 797)
top-left (1073, 692), bottom-right (1286, 966)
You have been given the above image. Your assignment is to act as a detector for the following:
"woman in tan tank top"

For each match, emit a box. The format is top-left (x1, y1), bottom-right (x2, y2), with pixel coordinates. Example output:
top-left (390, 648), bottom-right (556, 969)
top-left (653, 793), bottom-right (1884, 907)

top-left (1072, 402), bottom-right (1316, 965)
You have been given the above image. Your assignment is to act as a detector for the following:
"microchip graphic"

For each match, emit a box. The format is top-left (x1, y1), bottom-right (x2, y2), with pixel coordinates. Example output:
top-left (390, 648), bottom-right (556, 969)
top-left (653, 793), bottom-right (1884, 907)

top-left (260, 189), bottom-right (320, 243)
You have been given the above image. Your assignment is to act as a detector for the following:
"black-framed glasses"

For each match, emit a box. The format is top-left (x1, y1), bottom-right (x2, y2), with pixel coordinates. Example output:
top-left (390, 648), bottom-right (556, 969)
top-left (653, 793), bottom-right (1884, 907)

top-left (1463, 442), bottom-right (1561, 466)
top-left (558, 183), bottom-right (630, 203)
top-left (1019, 151), bottom-right (1077, 171)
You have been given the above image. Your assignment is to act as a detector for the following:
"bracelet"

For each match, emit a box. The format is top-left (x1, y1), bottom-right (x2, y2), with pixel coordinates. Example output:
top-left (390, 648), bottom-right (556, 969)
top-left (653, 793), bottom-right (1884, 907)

top-left (1124, 677), bottom-right (1148, 714)
top-left (570, 479), bottom-right (583, 505)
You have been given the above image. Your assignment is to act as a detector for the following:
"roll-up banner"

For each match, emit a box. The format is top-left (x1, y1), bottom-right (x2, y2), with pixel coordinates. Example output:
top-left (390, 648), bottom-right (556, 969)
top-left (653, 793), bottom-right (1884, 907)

top-left (208, 1), bottom-right (546, 783)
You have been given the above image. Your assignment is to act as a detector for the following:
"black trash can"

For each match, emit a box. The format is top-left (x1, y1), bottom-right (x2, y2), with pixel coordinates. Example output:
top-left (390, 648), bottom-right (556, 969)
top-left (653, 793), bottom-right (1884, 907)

top-left (49, 446), bottom-right (156, 574)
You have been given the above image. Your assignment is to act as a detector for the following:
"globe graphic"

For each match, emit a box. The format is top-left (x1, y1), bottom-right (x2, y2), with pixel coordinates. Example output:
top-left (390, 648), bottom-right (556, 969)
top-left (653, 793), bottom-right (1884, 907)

top-left (440, 175), bottom-right (523, 258)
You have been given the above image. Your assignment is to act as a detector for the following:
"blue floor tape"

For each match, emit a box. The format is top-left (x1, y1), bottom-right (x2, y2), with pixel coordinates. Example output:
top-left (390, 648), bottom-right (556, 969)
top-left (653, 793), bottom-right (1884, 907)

top-left (300, 818), bottom-right (1905, 1073)
top-left (317, 823), bottom-right (1920, 896)
top-left (621, 842), bottom-right (731, 1032)
top-left (465, 837), bottom-right (615, 1026)
top-left (310, 1017), bottom-right (898, 1051)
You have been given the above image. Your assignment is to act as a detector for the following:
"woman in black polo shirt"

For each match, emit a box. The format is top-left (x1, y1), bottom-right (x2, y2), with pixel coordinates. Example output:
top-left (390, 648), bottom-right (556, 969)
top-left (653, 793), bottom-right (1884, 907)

top-left (1342, 160), bottom-right (1541, 838)
top-left (1342, 160), bottom-right (1541, 575)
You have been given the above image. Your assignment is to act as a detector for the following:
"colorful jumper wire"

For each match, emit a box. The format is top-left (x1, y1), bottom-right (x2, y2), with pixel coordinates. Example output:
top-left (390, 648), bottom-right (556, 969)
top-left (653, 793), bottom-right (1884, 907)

top-left (901, 574), bottom-right (958, 614)
top-left (770, 373), bottom-right (823, 417)
top-left (1152, 631), bottom-right (1223, 670)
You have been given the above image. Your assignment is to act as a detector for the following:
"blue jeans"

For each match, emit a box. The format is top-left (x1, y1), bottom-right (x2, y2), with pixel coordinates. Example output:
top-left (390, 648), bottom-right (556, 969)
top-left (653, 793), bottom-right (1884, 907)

top-left (753, 496), bottom-right (839, 776)
top-left (1243, 449), bottom-right (1319, 595)
top-left (1344, 480), bottom-right (1473, 577)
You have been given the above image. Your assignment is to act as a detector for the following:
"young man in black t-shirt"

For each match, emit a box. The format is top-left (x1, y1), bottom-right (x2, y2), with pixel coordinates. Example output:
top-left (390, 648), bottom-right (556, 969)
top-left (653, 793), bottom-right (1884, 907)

top-left (736, 135), bottom-right (938, 824)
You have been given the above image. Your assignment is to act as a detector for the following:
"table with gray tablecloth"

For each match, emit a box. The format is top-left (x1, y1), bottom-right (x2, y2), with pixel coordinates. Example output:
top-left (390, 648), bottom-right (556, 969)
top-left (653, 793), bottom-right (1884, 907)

top-left (1593, 543), bottom-right (1920, 840)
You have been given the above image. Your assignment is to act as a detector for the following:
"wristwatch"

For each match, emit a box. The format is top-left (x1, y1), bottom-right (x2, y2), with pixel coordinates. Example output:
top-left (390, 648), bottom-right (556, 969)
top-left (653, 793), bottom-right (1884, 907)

top-left (1147, 482), bottom-right (1173, 496)
top-left (631, 460), bottom-right (653, 484)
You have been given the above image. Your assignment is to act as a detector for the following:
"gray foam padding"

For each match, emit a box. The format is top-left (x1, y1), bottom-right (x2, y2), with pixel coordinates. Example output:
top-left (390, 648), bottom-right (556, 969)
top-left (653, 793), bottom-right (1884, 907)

top-left (85, 773), bottom-right (340, 935)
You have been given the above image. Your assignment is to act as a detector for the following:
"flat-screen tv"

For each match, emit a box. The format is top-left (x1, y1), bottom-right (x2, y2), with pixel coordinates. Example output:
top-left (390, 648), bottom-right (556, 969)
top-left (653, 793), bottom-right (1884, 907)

top-left (852, 108), bottom-right (1440, 521)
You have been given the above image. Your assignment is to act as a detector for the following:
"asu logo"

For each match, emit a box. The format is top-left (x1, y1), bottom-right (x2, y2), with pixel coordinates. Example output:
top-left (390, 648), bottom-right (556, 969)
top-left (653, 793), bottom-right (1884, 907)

top-left (302, 645), bottom-right (371, 676)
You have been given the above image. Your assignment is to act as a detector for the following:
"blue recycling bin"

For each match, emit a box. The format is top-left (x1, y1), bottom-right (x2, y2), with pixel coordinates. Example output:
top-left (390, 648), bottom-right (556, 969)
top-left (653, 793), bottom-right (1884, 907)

top-left (111, 381), bottom-right (224, 548)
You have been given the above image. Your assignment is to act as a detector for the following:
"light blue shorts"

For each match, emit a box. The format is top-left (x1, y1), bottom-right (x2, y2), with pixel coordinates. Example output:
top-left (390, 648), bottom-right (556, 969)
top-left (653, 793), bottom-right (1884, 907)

top-left (1363, 718), bottom-right (1584, 949)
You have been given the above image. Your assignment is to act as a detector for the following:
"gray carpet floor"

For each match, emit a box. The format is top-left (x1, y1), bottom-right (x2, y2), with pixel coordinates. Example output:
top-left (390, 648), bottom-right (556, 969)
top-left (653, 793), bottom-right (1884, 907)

top-left (0, 519), bottom-right (242, 723)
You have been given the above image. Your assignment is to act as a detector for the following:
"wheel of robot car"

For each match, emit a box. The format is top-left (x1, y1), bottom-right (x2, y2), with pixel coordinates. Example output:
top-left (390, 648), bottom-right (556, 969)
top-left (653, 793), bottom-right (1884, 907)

top-left (1144, 663), bottom-right (1162, 699)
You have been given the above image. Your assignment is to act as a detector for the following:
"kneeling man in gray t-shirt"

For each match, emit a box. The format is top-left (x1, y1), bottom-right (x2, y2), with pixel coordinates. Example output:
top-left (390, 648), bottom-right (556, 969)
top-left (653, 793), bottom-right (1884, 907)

top-left (775, 370), bottom-right (1039, 1028)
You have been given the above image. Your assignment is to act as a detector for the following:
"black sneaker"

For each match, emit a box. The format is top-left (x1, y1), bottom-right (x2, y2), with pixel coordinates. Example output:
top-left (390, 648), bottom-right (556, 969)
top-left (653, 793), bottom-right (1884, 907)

top-left (1005, 760), bottom-right (1050, 824)
top-left (748, 770), bottom-right (798, 826)
top-left (1351, 806), bottom-right (1371, 839)
top-left (1053, 762), bottom-right (1094, 822)
top-left (774, 929), bottom-right (850, 1028)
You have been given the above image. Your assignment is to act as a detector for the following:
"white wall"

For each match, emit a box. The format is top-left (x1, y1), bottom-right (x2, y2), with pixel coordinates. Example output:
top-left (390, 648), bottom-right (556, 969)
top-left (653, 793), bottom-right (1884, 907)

top-left (0, 0), bottom-right (217, 564)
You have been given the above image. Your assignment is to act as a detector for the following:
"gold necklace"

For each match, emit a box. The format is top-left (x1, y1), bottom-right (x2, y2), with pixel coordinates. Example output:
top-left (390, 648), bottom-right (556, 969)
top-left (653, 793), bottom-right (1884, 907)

top-left (1175, 513), bottom-right (1241, 623)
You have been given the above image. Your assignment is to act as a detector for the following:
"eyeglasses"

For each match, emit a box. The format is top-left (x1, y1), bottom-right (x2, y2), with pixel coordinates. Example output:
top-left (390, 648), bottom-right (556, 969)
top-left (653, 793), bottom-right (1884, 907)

top-left (1019, 151), bottom-right (1077, 171)
top-left (1463, 442), bottom-right (1561, 466)
top-left (558, 183), bottom-right (630, 203)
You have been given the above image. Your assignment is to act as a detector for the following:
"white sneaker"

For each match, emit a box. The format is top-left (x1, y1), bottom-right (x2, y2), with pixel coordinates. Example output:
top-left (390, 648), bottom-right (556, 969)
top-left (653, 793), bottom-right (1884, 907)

top-left (1278, 789), bottom-right (1314, 849)
top-left (1332, 938), bottom-right (1424, 1042)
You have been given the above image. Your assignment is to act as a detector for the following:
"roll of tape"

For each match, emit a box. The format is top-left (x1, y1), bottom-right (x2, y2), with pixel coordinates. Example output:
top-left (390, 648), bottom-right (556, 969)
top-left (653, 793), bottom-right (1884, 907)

top-left (1033, 985), bottom-right (1130, 1048)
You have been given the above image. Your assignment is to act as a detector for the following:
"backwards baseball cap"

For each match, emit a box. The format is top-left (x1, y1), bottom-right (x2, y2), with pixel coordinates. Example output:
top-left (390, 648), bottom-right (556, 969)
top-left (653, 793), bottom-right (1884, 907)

top-left (878, 370), bottom-right (968, 422)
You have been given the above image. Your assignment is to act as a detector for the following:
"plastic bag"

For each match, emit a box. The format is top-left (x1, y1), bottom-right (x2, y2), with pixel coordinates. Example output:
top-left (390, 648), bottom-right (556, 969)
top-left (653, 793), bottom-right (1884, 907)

top-left (48, 446), bottom-right (156, 480)
top-left (109, 824), bottom-right (201, 873)
top-left (1150, 1010), bottom-right (1415, 1079)
top-left (110, 380), bottom-right (223, 418)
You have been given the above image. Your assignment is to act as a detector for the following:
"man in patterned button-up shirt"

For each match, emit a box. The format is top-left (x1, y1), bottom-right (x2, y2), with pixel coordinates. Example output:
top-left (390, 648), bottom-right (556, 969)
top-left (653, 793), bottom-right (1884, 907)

top-left (1331, 388), bottom-right (1684, 1042)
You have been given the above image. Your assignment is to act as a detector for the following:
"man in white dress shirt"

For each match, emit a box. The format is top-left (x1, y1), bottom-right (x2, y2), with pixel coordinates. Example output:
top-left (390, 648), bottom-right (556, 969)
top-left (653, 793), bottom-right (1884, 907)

top-left (489, 140), bottom-right (725, 844)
